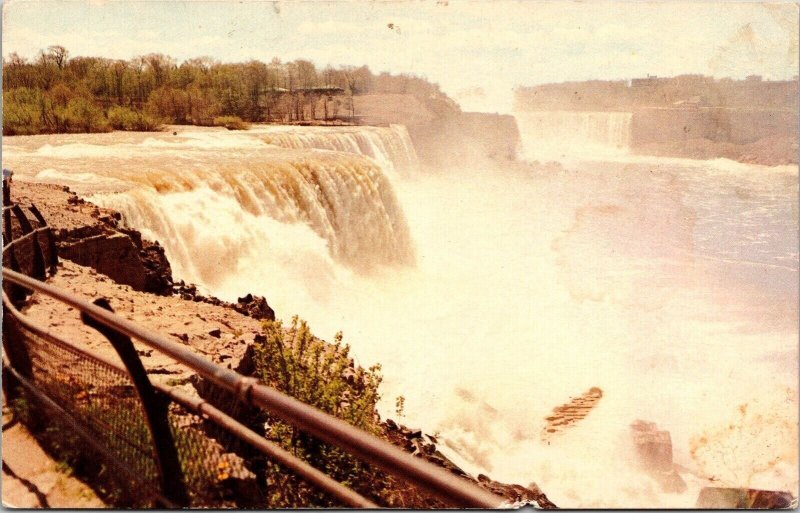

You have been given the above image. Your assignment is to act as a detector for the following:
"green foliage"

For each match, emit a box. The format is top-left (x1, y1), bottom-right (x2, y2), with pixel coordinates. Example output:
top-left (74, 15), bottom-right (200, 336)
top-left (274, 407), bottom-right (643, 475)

top-left (3, 87), bottom-right (45, 135)
top-left (212, 115), bottom-right (250, 130)
top-left (62, 97), bottom-right (111, 133)
top-left (251, 316), bottom-right (385, 507)
top-left (146, 86), bottom-right (189, 124)
top-left (2, 86), bottom-right (112, 134)
top-left (107, 105), bottom-right (162, 131)
top-left (3, 46), bottom-right (455, 133)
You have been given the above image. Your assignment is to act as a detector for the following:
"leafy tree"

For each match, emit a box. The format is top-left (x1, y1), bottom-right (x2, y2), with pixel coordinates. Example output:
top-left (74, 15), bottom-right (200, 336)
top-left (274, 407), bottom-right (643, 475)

top-left (3, 45), bottom-right (456, 133)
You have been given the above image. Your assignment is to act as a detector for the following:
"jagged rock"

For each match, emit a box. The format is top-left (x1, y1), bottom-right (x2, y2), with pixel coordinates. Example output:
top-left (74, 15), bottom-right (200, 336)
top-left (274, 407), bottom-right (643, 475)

top-left (170, 332), bottom-right (189, 343)
top-left (234, 293), bottom-right (276, 321)
top-left (629, 420), bottom-right (687, 493)
top-left (696, 487), bottom-right (795, 509)
top-left (630, 419), bottom-right (673, 472)
top-left (209, 328), bottom-right (222, 338)
top-left (380, 419), bottom-right (557, 508)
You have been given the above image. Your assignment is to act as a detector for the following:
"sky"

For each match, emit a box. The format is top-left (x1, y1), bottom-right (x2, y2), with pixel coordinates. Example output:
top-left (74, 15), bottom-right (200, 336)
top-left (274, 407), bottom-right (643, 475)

top-left (3, 0), bottom-right (799, 112)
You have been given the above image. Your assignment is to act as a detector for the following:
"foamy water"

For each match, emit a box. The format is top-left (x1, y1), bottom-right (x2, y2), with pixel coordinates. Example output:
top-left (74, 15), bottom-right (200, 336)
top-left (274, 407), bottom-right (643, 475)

top-left (3, 125), bottom-right (797, 507)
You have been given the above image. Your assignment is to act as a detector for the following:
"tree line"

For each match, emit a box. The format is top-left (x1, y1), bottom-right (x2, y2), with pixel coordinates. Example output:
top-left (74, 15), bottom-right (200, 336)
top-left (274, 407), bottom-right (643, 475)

top-left (3, 45), bottom-right (450, 135)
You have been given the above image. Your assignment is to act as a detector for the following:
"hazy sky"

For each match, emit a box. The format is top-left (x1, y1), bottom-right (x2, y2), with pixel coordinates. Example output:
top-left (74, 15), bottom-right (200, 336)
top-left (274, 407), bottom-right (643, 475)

top-left (3, 0), bottom-right (798, 112)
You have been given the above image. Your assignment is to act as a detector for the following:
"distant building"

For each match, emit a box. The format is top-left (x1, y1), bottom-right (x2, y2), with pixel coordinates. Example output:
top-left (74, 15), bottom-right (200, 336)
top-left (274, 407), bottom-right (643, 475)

top-left (630, 75), bottom-right (662, 88)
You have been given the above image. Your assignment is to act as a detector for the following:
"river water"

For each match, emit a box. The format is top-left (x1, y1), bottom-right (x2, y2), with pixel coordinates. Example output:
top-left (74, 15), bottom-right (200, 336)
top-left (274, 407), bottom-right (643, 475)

top-left (3, 119), bottom-right (797, 507)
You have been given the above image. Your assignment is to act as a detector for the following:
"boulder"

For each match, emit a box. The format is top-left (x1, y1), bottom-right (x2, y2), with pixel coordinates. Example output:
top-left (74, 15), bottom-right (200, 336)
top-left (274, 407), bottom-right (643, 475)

top-left (234, 293), bottom-right (275, 321)
top-left (629, 420), bottom-right (687, 493)
top-left (696, 487), bottom-right (795, 509)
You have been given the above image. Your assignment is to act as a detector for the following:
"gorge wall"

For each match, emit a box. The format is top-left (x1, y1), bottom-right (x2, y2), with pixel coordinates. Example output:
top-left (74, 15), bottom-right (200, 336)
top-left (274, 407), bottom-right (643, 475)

top-left (629, 108), bottom-right (798, 165)
top-left (353, 93), bottom-right (522, 167)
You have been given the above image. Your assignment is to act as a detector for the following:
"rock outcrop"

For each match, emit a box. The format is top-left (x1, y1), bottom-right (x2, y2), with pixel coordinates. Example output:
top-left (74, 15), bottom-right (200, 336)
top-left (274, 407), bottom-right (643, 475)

top-left (382, 419), bottom-right (557, 508)
top-left (695, 487), bottom-right (795, 509)
top-left (629, 420), bottom-right (687, 493)
top-left (12, 182), bottom-right (174, 294)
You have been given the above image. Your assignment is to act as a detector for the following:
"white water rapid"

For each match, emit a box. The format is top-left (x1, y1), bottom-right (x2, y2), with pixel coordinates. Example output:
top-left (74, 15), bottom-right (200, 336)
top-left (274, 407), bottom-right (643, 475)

top-left (3, 122), bottom-right (797, 508)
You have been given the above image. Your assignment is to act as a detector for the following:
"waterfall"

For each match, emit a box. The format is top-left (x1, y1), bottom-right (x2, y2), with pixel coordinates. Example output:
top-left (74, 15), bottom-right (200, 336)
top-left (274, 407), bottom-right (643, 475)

top-left (515, 111), bottom-right (633, 160)
top-left (257, 124), bottom-right (419, 175)
top-left (12, 128), bottom-right (419, 291)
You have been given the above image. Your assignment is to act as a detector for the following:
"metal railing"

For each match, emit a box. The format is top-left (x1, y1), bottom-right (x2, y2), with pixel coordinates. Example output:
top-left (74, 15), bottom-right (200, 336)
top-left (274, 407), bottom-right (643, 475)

top-left (1, 187), bottom-right (506, 509)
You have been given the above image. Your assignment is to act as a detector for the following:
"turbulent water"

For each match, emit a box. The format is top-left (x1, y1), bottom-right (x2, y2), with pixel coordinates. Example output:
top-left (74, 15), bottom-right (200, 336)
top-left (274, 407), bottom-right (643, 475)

top-left (516, 111), bottom-right (633, 161)
top-left (3, 122), bottom-right (798, 507)
top-left (258, 124), bottom-right (419, 176)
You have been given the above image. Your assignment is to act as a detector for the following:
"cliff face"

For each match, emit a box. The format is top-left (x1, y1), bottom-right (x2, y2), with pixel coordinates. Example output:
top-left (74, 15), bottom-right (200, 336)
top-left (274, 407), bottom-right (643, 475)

top-left (631, 108), bottom-right (798, 146)
top-left (12, 182), bottom-right (174, 294)
top-left (353, 93), bottom-right (522, 168)
top-left (629, 108), bottom-right (798, 165)
top-left (410, 112), bottom-right (521, 168)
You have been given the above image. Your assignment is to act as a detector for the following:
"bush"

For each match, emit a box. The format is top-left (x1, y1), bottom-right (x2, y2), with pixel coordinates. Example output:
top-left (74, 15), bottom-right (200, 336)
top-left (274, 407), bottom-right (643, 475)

top-left (107, 106), bottom-right (162, 131)
top-left (62, 97), bottom-right (111, 133)
top-left (213, 115), bottom-right (250, 130)
top-left (251, 317), bottom-right (385, 506)
top-left (3, 88), bottom-right (45, 135)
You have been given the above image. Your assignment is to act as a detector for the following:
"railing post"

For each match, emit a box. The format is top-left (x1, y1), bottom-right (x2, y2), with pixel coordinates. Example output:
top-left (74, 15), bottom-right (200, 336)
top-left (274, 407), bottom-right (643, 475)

top-left (3, 208), bottom-right (11, 245)
top-left (27, 205), bottom-right (58, 274)
top-left (4, 246), bottom-right (27, 304)
top-left (3, 178), bottom-right (10, 207)
top-left (81, 298), bottom-right (190, 508)
top-left (9, 205), bottom-right (45, 279)
top-left (10, 205), bottom-right (33, 234)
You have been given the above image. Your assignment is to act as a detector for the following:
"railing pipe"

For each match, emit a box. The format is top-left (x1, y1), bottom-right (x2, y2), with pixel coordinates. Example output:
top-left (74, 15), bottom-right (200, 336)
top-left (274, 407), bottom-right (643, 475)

top-left (2, 268), bottom-right (505, 509)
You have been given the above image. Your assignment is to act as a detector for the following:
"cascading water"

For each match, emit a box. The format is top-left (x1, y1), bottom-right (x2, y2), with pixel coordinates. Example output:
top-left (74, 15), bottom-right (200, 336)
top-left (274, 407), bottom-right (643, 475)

top-left (257, 124), bottom-right (419, 176)
top-left (92, 152), bottom-right (415, 285)
top-left (4, 127), bottom-right (417, 289)
top-left (515, 111), bottom-right (633, 160)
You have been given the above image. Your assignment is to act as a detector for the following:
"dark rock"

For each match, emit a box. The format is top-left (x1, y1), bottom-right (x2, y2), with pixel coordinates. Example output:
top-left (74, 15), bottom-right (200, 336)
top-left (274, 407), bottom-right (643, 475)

top-left (630, 420), bottom-right (687, 493)
top-left (630, 420), bottom-right (673, 472)
top-left (233, 294), bottom-right (275, 321)
top-left (209, 328), bottom-right (222, 338)
top-left (380, 418), bottom-right (557, 508)
top-left (696, 487), bottom-right (795, 509)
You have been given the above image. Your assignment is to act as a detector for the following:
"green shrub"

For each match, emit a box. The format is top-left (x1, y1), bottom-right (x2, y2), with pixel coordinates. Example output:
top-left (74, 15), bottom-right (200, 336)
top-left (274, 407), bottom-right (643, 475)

top-left (62, 97), bottom-right (111, 133)
top-left (107, 106), bottom-right (162, 131)
top-left (251, 317), bottom-right (384, 506)
top-left (3, 87), bottom-right (45, 135)
top-left (212, 115), bottom-right (250, 130)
